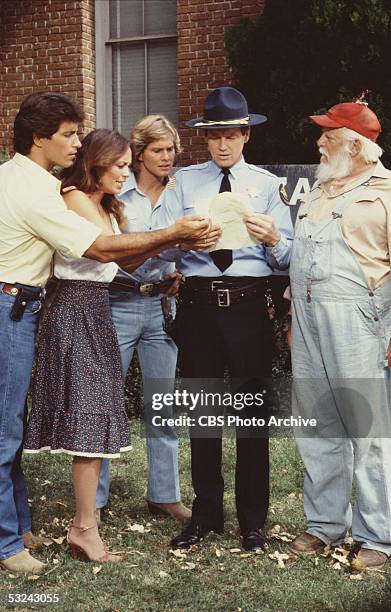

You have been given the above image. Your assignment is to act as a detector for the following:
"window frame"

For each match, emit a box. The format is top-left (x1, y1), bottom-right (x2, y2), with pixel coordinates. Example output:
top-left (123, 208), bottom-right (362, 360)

top-left (95, 0), bottom-right (177, 130)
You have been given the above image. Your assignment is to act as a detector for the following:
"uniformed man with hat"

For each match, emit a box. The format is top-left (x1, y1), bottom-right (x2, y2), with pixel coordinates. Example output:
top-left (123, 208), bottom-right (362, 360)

top-left (161, 86), bottom-right (293, 551)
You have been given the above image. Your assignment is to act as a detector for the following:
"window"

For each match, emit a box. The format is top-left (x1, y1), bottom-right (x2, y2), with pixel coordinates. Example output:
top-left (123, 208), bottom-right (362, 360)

top-left (95, 0), bottom-right (177, 134)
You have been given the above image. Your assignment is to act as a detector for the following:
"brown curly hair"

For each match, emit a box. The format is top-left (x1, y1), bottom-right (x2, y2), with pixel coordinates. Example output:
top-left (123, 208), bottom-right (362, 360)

top-left (60, 129), bottom-right (130, 224)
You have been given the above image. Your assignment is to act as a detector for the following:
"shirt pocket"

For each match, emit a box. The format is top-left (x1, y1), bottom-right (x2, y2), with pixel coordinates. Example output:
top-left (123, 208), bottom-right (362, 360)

top-left (250, 195), bottom-right (269, 214)
top-left (123, 213), bottom-right (144, 232)
top-left (309, 239), bottom-right (334, 283)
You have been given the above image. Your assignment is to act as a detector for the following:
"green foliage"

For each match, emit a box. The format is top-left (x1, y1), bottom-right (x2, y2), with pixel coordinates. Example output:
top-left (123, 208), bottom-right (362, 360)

top-left (225, 0), bottom-right (391, 165)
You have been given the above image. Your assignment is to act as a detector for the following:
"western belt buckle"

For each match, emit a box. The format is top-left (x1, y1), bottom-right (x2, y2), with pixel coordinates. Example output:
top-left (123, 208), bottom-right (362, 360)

top-left (211, 281), bottom-right (230, 307)
top-left (139, 282), bottom-right (154, 296)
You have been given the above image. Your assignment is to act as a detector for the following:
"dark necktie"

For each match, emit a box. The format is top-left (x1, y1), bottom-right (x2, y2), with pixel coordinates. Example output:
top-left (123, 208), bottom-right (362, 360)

top-left (209, 168), bottom-right (233, 272)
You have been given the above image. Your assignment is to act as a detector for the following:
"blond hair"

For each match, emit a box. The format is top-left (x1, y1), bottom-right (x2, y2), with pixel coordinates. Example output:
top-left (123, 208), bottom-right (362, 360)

top-left (130, 114), bottom-right (182, 174)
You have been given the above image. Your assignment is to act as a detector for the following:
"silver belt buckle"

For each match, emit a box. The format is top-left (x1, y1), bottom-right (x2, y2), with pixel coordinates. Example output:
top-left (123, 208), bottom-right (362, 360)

top-left (139, 282), bottom-right (154, 296)
top-left (40, 288), bottom-right (46, 300)
top-left (211, 281), bottom-right (230, 307)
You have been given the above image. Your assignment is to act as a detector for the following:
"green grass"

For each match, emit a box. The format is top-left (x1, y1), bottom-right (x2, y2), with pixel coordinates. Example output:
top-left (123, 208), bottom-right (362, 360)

top-left (0, 431), bottom-right (390, 612)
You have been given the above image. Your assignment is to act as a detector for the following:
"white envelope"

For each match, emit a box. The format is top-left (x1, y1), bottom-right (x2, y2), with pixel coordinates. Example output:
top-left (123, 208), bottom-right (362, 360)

top-left (194, 192), bottom-right (259, 250)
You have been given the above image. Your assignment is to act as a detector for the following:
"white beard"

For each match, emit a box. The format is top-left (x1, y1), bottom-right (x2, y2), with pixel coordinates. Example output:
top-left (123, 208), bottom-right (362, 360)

top-left (316, 147), bottom-right (353, 183)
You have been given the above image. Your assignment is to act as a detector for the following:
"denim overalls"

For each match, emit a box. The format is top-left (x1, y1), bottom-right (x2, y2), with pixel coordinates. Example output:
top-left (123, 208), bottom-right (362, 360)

top-left (290, 182), bottom-right (391, 554)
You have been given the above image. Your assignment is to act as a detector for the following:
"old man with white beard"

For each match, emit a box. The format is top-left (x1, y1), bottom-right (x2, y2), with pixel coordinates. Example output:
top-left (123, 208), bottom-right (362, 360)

top-left (287, 101), bottom-right (391, 569)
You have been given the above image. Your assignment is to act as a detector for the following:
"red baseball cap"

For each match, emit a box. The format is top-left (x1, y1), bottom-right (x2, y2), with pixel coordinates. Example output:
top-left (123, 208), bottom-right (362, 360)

top-left (309, 102), bottom-right (381, 142)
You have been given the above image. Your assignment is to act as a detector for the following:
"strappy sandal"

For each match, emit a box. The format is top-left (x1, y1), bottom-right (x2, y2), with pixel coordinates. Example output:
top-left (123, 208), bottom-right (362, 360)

top-left (66, 523), bottom-right (123, 563)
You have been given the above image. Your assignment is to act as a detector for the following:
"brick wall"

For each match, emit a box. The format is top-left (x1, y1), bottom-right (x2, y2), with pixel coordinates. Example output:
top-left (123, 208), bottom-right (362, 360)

top-left (177, 0), bottom-right (265, 165)
top-left (0, 0), bottom-right (264, 163)
top-left (0, 0), bottom-right (95, 157)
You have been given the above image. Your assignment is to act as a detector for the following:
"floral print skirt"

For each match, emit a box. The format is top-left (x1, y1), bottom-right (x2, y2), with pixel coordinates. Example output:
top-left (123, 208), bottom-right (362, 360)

top-left (24, 280), bottom-right (131, 458)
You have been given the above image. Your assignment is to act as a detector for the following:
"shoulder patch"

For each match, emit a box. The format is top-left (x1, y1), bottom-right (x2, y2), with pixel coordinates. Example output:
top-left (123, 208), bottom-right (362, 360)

top-left (279, 183), bottom-right (290, 205)
top-left (165, 175), bottom-right (177, 189)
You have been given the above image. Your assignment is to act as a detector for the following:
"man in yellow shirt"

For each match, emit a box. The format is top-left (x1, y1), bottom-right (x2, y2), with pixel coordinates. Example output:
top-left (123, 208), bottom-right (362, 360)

top-left (0, 92), bottom-right (213, 573)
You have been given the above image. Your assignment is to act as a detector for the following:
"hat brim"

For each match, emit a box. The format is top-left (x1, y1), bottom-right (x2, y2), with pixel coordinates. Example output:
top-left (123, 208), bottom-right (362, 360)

top-left (309, 114), bottom-right (343, 129)
top-left (186, 113), bottom-right (267, 129)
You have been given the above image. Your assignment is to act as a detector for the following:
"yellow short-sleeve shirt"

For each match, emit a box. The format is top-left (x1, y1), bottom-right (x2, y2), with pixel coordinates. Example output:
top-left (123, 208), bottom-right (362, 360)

top-left (0, 153), bottom-right (102, 287)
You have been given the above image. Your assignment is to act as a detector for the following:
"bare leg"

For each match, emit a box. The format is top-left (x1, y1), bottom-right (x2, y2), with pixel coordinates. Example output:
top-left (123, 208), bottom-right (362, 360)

top-left (68, 457), bottom-right (107, 560)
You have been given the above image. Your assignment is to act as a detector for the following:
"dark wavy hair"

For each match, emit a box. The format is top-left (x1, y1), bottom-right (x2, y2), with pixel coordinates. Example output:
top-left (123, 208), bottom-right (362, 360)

top-left (13, 92), bottom-right (84, 155)
top-left (60, 129), bottom-right (130, 224)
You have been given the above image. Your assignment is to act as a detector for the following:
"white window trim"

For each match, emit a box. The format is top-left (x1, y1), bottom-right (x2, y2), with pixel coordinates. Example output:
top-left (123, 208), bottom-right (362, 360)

top-left (95, 0), bottom-right (177, 130)
top-left (95, 0), bottom-right (113, 128)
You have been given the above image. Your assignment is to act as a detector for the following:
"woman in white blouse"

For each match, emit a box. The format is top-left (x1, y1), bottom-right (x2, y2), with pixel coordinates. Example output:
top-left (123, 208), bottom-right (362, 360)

top-left (25, 129), bottom-right (133, 563)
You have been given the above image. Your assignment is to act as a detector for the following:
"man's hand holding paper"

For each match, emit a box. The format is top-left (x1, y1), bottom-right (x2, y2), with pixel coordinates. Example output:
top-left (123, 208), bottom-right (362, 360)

top-left (244, 213), bottom-right (281, 247)
top-left (194, 192), bottom-right (267, 251)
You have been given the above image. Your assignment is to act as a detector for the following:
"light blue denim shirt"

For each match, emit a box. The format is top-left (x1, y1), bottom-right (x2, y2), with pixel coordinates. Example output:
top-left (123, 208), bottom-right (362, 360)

top-left (116, 173), bottom-right (175, 283)
top-left (158, 157), bottom-right (293, 277)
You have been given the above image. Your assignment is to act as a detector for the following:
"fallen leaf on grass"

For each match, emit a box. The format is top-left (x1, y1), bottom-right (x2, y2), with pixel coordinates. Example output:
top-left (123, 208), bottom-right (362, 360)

top-left (55, 501), bottom-right (68, 508)
top-left (184, 562), bottom-right (196, 570)
top-left (268, 551), bottom-right (290, 568)
top-left (332, 562), bottom-right (342, 570)
top-left (349, 573), bottom-right (363, 580)
top-left (215, 548), bottom-right (222, 558)
top-left (158, 570), bottom-right (169, 578)
top-left (27, 575), bottom-right (40, 580)
top-left (267, 525), bottom-right (295, 543)
top-left (169, 549), bottom-right (187, 560)
top-left (240, 553), bottom-right (252, 558)
top-left (229, 548), bottom-right (241, 554)
top-left (331, 548), bottom-right (350, 567)
top-left (128, 523), bottom-right (151, 533)
top-left (126, 550), bottom-right (146, 556)
top-left (350, 557), bottom-right (368, 572)
top-left (93, 566), bottom-right (102, 575)
top-left (51, 536), bottom-right (66, 545)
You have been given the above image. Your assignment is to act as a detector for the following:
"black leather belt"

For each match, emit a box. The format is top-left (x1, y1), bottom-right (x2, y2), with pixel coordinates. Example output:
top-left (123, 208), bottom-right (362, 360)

top-left (109, 276), bottom-right (167, 297)
top-left (1, 282), bottom-right (46, 300)
top-left (1, 282), bottom-right (46, 322)
top-left (178, 276), bottom-right (270, 307)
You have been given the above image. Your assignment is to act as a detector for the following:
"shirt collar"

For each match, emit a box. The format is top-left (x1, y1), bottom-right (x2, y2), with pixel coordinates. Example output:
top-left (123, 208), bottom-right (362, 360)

top-left (317, 160), bottom-right (391, 199)
top-left (119, 172), bottom-right (137, 198)
top-left (13, 152), bottom-right (61, 191)
top-left (369, 160), bottom-right (391, 179)
top-left (210, 156), bottom-right (246, 180)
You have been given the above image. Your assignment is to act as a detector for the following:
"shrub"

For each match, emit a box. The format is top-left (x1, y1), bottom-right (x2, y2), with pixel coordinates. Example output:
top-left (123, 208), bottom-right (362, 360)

top-left (225, 0), bottom-right (391, 165)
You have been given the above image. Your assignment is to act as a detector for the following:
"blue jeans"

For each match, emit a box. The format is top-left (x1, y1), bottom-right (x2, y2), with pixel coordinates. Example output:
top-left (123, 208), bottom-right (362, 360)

top-left (0, 288), bottom-right (40, 560)
top-left (96, 292), bottom-right (180, 507)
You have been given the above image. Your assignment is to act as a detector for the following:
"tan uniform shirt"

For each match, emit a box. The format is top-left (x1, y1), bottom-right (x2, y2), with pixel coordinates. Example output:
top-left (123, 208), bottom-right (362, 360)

top-left (0, 153), bottom-right (101, 287)
top-left (298, 160), bottom-right (391, 289)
